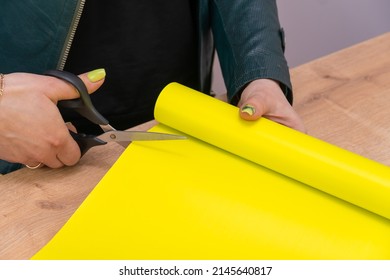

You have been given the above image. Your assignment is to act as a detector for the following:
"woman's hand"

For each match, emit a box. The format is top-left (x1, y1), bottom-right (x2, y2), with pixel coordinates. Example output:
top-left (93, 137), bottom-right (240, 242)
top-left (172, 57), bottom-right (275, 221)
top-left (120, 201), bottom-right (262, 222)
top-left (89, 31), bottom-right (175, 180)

top-left (0, 69), bottom-right (105, 168)
top-left (238, 79), bottom-right (306, 133)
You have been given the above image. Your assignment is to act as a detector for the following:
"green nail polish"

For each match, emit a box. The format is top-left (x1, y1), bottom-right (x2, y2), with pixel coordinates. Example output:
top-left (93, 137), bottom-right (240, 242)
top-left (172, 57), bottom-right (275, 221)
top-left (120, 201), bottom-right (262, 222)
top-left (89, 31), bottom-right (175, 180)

top-left (241, 105), bottom-right (256, 116)
top-left (87, 68), bottom-right (106, 82)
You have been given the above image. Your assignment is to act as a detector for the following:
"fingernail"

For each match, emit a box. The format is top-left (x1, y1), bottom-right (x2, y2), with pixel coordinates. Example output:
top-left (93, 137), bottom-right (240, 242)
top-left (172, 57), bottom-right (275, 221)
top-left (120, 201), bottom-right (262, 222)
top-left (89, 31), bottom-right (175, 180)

top-left (241, 104), bottom-right (256, 116)
top-left (87, 68), bottom-right (106, 82)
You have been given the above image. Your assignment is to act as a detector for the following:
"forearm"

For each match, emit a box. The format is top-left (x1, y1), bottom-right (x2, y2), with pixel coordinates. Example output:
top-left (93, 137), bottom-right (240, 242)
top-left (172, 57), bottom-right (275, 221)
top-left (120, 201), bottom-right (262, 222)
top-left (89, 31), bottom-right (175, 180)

top-left (210, 0), bottom-right (291, 102)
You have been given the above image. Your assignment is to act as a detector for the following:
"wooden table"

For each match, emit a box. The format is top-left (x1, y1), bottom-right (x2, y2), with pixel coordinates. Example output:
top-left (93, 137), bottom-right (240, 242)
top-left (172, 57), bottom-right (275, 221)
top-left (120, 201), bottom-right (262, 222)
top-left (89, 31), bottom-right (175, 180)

top-left (1, 32), bottom-right (390, 259)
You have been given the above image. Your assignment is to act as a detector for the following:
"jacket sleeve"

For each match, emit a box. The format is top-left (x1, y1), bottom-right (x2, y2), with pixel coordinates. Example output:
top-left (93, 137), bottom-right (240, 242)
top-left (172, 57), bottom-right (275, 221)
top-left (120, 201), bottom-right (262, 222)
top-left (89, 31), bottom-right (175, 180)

top-left (210, 0), bottom-right (293, 104)
top-left (0, 0), bottom-right (79, 74)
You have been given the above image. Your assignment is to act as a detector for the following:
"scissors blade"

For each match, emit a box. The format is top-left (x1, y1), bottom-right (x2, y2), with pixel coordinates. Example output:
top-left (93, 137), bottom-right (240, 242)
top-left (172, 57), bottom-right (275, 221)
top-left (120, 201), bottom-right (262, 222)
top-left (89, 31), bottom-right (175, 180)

top-left (96, 130), bottom-right (186, 145)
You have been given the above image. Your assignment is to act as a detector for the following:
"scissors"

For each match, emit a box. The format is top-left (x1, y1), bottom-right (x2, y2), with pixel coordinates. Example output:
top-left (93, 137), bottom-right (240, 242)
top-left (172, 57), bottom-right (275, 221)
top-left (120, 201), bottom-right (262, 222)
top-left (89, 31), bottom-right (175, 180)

top-left (45, 70), bottom-right (185, 156)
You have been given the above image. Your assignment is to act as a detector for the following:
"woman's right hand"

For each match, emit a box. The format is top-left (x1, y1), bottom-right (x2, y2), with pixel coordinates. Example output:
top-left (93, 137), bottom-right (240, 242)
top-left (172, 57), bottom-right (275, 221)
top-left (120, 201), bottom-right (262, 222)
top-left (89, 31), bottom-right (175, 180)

top-left (0, 69), bottom-right (105, 168)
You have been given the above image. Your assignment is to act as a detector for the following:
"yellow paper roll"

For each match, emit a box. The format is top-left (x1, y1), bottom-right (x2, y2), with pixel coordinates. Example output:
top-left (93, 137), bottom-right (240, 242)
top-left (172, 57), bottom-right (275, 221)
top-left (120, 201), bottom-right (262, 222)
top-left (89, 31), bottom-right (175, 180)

top-left (32, 83), bottom-right (390, 260)
top-left (32, 124), bottom-right (390, 259)
top-left (155, 83), bottom-right (390, 219)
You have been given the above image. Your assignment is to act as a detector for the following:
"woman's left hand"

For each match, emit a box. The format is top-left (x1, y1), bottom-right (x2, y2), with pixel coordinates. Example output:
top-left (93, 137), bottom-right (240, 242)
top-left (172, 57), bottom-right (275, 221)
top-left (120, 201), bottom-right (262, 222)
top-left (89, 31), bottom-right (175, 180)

top-left (238, 79), bottom-right (306, 133)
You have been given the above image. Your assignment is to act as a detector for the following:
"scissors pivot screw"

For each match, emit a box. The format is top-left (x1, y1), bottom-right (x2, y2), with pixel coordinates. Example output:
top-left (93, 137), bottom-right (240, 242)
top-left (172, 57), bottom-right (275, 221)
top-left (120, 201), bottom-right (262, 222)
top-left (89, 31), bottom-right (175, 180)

top-left (110, 134), bottom-right (117, 140)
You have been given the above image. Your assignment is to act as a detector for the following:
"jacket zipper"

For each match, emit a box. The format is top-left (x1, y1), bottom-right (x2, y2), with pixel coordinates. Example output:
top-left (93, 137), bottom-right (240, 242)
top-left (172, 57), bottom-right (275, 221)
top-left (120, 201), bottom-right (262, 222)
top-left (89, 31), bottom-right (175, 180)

top-left (57, 0), bottom-right (86, 70)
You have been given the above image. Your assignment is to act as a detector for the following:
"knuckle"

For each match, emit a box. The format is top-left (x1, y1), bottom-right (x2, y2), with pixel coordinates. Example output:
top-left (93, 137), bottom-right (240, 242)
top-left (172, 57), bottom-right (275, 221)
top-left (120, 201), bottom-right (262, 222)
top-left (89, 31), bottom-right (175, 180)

top-left (45, 130), bottom-right (69, 150)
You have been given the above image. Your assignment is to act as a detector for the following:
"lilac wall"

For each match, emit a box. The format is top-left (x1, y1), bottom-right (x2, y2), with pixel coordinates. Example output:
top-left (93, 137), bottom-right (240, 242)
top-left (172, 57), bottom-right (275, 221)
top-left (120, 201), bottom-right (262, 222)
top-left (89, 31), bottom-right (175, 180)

top-left (277, 0), bottom-right (390, 67)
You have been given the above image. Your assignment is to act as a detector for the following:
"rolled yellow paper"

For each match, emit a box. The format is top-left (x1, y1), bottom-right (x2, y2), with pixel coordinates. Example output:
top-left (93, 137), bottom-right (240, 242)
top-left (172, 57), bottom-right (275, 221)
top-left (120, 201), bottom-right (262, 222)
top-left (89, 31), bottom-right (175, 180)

top-left (32, 82), bottom-right (390, 260)
top-left (155, 83), bottom-right (390, 219)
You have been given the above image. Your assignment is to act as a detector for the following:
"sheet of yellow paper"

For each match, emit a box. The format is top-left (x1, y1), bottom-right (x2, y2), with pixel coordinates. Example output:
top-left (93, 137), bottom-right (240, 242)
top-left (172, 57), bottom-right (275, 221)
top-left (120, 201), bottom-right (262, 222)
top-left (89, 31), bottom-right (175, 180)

top-left (33, 83), bottom-right (390, 260)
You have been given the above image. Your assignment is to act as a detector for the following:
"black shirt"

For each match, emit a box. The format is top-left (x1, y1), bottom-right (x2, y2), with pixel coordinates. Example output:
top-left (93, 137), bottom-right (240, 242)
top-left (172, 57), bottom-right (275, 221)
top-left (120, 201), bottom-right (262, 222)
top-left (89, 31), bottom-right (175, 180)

top-left (64, 0), bottom-right (198, 134)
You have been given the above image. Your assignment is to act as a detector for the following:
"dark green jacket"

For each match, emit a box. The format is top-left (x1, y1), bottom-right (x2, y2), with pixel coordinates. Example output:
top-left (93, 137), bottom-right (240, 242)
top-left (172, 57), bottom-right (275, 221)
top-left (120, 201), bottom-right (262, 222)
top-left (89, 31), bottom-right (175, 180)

top-left (0, 0), bottom-right (292, 102)
top-left (0, 0), bottom-right (292, 174)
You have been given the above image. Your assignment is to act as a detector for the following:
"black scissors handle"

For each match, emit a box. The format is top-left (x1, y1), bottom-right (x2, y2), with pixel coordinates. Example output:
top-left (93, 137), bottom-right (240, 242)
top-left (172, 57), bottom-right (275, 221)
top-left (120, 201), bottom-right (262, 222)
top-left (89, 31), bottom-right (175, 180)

top-left (45, 70), bottom-right (109, 156)
top-left (69, 130), bottom-right (106, 157)
top-left (45, 69), bottom-right (109, 125)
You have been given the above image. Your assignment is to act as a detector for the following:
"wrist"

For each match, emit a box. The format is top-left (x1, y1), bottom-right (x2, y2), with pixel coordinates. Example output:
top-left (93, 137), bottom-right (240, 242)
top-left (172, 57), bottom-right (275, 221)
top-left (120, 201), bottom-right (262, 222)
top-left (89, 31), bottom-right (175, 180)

top-left (0, 73), bottom-right (4, 96)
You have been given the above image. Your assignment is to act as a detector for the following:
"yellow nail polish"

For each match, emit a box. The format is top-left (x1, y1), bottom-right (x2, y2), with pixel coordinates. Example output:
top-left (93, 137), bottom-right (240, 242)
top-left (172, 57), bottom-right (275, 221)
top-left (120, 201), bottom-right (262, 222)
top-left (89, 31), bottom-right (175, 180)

top-left (87, 68), bottom-right (106, 82)
top-left (241, 104), bottom-right (256, 116)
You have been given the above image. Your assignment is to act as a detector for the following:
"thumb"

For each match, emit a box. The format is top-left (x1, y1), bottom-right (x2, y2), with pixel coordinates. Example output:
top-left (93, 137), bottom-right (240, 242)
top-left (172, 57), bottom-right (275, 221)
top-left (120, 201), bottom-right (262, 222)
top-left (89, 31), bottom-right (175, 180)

top-left (239, 96), bottom-right (267, 121)
top-left (80, 68), bottom-right (106, 94)
top-left (47, 68), bottom-right (106, 102)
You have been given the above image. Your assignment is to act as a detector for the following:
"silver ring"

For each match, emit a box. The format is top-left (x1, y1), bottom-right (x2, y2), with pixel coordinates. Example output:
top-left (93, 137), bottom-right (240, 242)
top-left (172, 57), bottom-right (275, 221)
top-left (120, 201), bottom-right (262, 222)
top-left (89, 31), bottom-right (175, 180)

top-left (25, 163), bottom-right (43, 169)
